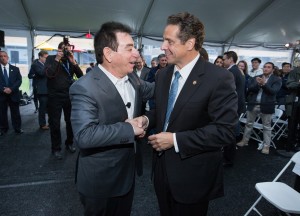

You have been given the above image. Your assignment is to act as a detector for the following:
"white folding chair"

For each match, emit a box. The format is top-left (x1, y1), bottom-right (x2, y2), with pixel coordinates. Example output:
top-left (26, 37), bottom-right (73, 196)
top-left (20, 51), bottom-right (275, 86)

top-left (244, 151), bottom-right (300, 216)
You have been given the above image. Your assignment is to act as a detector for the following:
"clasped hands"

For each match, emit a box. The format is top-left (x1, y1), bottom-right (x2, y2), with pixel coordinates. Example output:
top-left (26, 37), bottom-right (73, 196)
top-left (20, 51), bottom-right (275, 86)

top-left (126, 116), bottom-right (148, 138)
top-left (256, 76), bottom-right (266, 86)
top-left (126, 116), bottom-right (174, 152)
top-left (3, 87), bottom-right (12, 94)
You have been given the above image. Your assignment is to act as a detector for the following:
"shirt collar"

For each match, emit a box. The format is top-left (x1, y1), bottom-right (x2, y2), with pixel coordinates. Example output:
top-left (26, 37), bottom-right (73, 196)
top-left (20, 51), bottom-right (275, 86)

top-left (98, 64), bottom-right (128, 85)
top-left (174, 53), bottom-right (200, 80)
top-left (1, 64), bottom-right (8, 69)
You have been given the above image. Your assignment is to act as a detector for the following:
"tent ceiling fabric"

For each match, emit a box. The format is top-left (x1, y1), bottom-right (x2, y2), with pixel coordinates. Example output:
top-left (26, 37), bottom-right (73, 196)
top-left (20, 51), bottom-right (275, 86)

top-left (1, 0), bottom-right (299, 46)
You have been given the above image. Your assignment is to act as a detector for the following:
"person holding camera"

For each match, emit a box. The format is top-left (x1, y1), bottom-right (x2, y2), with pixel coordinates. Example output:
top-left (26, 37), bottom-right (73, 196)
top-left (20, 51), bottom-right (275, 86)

top-left (44, 41), bottom-right (83, 159)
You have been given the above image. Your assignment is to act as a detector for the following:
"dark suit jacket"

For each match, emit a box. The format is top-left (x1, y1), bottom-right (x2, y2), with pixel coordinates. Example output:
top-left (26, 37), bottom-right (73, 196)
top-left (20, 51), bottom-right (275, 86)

top-left (247, 74), bottom-right (282, 114)
top-left (0, 64), bottom-right (22, 102)
top-left (28, 59), bottom-right (48, 94)
top-left (69, 66), bottom-right (154, 198)
top-left (228, 64), bottom-right (246, 114)
top-left (134, 67), bottom-right (150, 81)
top-left (147, 58), bottom-right (238, 203)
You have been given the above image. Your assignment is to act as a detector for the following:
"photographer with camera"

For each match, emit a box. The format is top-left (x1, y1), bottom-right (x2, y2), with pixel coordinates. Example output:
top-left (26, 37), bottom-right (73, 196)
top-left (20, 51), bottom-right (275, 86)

top-left (44, 39), bottom-right (83, 159)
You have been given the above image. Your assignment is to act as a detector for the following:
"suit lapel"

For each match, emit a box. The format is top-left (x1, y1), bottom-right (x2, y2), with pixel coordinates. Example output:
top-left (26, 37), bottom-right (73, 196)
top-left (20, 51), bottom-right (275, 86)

top-left (167, 58), bottom-right (205, 127)
top-left (93, 66), bottom-right (128, 118)
top-left (0, 66), bottom-right (4, 84)
top-left (160, 67), bottom-right (174, 126)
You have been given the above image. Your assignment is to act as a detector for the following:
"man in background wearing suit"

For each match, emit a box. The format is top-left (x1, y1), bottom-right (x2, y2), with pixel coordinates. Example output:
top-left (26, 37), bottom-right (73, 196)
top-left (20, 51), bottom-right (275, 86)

top-left (0, 50), bottom-right (23, 136)
top-left (70, 22), bottom-right (154, 216)
top-left (146, 12), bottom-right (238, 216)
top-left (134, 55), bottom-right (150, 81)
top-left (222, 51), bottom-right (246, 166)
top-left (28, 50), bottom-right (49, 130)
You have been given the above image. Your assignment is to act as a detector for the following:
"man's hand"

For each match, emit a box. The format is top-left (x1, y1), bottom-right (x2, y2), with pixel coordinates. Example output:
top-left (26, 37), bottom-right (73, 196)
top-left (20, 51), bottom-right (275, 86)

top-left (55, 49), bottom-right (63, 62)
top-left (133, 116), bottom-right (149, 130)
top-left (148, 132), bottom-right (174, 152)
top-left (3, 87), bottom-right (12, 94)
top-left (125, 119), bottom-right (145, 137)
top-left (67, 51), bottom-right (77, 65)
top-left (256, 77), bottom-right (266, 86)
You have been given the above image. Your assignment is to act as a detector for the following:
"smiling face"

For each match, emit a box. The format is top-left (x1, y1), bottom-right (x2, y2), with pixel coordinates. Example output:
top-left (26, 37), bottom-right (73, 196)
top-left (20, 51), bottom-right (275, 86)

top-left (161, 24), bottom-right (195, 69)
top-left (214, 58), bottom-right (223, 67)
top-left (238, 62), bottom-right (245, 72)
top-left (109, 32), bottom-right (139, 78)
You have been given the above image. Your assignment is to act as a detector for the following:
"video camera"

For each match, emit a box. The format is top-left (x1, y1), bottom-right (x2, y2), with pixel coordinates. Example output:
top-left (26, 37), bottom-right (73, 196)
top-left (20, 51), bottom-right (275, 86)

top-left (63, 36), bottom-right (75, 57)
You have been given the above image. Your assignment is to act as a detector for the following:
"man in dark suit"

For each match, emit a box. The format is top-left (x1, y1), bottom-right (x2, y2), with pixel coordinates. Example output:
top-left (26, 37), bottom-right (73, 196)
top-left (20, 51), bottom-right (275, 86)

top-left (0, 51), bottom-right (23, 136)
top-left (145, 12), bottom-right (238, 216)
top-left (28, 50), bottom-right (49, 130)
top-left (69, 22), bottom-right (154, 216)
top-left (223, 51), bottom-right (246, 166)
top-left (134, 55), bottom-right (150, 114)
top-left (237, 62), bottom-right (282, 154)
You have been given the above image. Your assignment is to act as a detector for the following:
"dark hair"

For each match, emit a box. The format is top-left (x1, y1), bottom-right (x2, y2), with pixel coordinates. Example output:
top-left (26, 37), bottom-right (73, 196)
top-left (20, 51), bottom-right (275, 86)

top-left (224, 51), bottom-right (238, 63)
top-left (151, 57), bottom-right (158, 63)
top-left (167, 12), bottom-right (205, 51)
top-left (264, 62), bottom-right (275, 69)
top-left (157, 54), bottom-right (166, 60)
top-left (214, 55), bottom-right (223, 65)
top-left (251, 57), bottom-right (261, 63)
top-left (38, 50), bottom-right (48, 58)
top-left (282, 62), bottom-right (292, 68)
top-left (200, 48), bottom-right (209, 61)
top-left (94, 22), bottom-right (132, 64)
top-left (58, 42), bottom-right (65, 49)
top-left (237, 60), bottom-right (248, 75)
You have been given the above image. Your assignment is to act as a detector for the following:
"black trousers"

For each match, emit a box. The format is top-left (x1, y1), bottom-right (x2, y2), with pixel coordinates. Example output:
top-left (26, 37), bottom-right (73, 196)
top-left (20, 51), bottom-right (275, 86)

top-left (32, 86), bottom-right (38, 110)
top-left (37, 94), bottom-right (48, 127)
top-left (48, 96), bottom-right (73, 152)
top-left (0, 95), bottom-right (21, 131)
top-left (287, 103), bottom-right (300, 150)
top-left (154, 156), bottom-right (209, 216)
top-left (79, 184), bottom-right (134, 216)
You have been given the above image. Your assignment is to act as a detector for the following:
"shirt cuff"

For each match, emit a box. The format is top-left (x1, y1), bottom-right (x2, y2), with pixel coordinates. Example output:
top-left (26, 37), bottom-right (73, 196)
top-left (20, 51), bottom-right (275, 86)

top-left (173, 133), bottom-right (179, 153)
top-left (142, 115), bottom-right (149, 128)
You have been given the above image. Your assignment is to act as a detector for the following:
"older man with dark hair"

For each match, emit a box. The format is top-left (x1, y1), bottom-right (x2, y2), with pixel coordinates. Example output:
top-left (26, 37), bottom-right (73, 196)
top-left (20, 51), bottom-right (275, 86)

top-left (70, 22), bottom-right (153, 215)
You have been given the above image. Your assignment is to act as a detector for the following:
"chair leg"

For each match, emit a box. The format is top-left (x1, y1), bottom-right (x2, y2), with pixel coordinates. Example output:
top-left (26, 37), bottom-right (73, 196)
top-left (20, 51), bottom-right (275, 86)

top-left (244, 196), bottom-right (262, 216)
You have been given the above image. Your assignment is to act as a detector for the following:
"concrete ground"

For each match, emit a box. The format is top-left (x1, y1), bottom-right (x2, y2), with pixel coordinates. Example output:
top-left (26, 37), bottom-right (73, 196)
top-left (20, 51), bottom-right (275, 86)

top-left (0, 103), bottom-right (298, 216)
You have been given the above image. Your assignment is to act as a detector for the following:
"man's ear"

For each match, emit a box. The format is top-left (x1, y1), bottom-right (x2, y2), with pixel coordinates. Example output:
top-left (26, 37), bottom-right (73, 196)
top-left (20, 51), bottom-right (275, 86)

top-left (103, 47), bottom-right (113, 63)
top-left (186, 38), bottom-right (196, 51)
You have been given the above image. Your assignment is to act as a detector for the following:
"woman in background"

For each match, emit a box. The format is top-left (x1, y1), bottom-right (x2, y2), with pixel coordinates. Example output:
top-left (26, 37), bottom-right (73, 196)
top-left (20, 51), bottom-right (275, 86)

top-left (238, 60), bottom-right (251, 100)
top-left (214, 55), bottom-right (223, 67)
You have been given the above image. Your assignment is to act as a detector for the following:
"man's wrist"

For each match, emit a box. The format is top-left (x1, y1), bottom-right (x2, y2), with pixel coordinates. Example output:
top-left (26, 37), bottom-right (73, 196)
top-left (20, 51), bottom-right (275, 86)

top-left (142, 115), bottom-right (149, 129)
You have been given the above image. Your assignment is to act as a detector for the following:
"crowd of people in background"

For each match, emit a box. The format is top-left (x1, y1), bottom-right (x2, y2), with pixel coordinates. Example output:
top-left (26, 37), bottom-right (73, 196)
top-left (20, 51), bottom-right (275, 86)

top-left (212, 53), bottom-right (300, 156)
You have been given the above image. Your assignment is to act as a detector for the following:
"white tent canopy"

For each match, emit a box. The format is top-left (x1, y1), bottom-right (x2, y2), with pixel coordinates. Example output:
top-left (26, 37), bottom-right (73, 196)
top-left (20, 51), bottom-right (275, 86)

top-left (1, 0), bottom-right (299, 47)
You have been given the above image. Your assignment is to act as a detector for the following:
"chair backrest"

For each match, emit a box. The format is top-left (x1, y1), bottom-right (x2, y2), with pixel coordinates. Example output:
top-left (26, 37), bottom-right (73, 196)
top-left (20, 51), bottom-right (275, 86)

top-left (291, 151), bottom-right (300, 165)
top-left (273, 151), bottom-right (300, 182)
